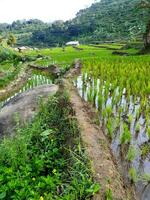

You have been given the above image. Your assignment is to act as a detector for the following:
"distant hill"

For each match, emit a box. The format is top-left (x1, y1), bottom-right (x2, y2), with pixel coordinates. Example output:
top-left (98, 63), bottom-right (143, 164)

top-left (72, 0), bottom-right (149, 42)
top-left (0, 0), bottom-right (149, 46)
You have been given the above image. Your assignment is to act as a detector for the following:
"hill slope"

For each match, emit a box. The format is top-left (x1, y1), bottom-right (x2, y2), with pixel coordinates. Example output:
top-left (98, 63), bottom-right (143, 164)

top-left (73, 0), bottom-right (149, 42)
top-left (30, 0), bottom-right (149, 46)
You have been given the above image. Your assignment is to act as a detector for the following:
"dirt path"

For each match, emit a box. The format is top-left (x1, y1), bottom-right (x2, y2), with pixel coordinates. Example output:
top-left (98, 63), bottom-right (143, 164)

top-left (63, 66), bottom-right (134, 200)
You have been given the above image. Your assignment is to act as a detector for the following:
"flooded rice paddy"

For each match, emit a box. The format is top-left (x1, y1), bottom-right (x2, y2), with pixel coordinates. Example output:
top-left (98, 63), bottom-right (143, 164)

top-left (74, 72), bottom-right (150, 198)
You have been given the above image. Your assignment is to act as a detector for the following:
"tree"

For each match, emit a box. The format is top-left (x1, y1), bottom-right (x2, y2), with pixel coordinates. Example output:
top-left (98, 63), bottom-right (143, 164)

top-left (139, 0), bottom-right (150, 49)
top-left (7, 33), bottom-right (17, 46)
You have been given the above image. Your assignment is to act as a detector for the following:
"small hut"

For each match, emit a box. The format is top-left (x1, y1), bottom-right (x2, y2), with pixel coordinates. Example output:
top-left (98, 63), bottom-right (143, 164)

top-left (66, 41), bottom-right (80, 47)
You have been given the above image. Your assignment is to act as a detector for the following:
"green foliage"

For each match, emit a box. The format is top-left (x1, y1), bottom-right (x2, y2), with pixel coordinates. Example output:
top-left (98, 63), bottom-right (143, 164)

top-left (147, 127), bottom-right (150, 139)
top-left (0, 93), bottom-right (100, 199)
top-left (105, 188), bottom-right (113, 200)
top-left (129, 167), bottom-right (138, 183)
top-left (141, 143), bottom-right (150, 158)
top-left (7, 33), bottom-right (17, 46)
top-left (0, 61), bottom-right (21, 89)
top-left (120, 124), bottom-right (131, 145)
top-left (106, 118), bottom-right (114, 140)
top-left (29, 0), bottom-right (149, 46)
top-left (126, 146), bottom-right (136, 161)
top-left (142, 173), bottom-right (150, 184)
top-left (0, 46), bottom-right (19, 62)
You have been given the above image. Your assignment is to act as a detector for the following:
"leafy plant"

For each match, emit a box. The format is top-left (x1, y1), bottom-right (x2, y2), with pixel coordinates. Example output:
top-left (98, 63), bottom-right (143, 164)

top-left (0, 93), bottom-right (100, 199)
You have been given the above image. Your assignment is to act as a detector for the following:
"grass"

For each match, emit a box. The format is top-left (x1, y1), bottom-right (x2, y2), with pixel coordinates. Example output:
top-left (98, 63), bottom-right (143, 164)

top-left (90, 43), bottom-right (125, 50)
top-left (0, 44), bottom-right (22, 89)
top-left (23, 45), bottom-right (114, 67)
top-left (0, 61), bottom-right (21, 89)
top-left (0, 92), bottom-right (100, 199)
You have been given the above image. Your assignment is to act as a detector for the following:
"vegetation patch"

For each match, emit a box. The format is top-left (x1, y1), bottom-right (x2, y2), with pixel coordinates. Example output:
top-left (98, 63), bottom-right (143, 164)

top-left (0, 92), bottom-right (99, 199)
top-left (0, 61), bottom-right (21, 89)
top-left (141, 142), bottom-right (150, 159)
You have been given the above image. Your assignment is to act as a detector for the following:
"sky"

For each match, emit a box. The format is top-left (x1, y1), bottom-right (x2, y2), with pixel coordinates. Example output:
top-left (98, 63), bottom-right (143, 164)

top-left (0, 0), bottom-right (95, 24)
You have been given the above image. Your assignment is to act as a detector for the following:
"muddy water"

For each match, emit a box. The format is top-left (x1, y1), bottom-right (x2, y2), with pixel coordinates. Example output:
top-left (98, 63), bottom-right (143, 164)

top-left (74, 73), bottom-right (150, 199)
top-left (0, 71), bottom-right (53, 110)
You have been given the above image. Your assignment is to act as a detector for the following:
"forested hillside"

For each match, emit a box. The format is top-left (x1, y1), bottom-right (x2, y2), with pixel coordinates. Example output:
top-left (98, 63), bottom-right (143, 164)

top-left (73, 0), bottom-right (149, 42)
top-left (0, 19), bottom-right (49, 46)
top-left (0, 0), bottom-right (149, 46)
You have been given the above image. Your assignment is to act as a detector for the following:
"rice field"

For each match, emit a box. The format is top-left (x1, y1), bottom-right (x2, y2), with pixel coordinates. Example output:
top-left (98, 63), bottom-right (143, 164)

top-left (74, 47), bottom-right (150, 194)
top-left (0, 44), bottom-right (150, 198)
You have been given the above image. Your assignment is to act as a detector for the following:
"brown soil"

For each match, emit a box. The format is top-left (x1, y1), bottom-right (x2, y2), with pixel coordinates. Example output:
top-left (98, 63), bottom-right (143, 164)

top-left (63, 66), bottom-right (134, 200)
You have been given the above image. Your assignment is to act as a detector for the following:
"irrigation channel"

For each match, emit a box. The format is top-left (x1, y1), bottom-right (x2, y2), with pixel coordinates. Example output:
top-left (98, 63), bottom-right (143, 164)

top-left (0, 70), bottom-right (53, 110)
top-left (74, 72), bottom-right (150, 199)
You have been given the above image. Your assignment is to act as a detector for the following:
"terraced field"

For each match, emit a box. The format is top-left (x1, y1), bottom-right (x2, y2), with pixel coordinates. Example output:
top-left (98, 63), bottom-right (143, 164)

top-left (0, 44), bottom-right (150, 199)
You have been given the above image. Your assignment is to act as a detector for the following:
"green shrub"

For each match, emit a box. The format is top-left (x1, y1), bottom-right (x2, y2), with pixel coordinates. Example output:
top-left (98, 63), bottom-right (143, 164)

top-left (0, 93), bottom-right (100, 199)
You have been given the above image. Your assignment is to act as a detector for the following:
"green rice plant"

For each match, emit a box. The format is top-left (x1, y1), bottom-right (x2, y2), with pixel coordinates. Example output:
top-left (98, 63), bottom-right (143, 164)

top-left (135, 122), bottom-right (140, 134)
top-left (105, 105), bottom-right (112, 118)
top-left (142, 173), bottom-right (150, 184)
top-left (126, 146), bottom-right (136, 162)
top-left (106, 117), bottom-right (114, 140)
top-left (87, 86), bottom-right (93, 103)
top-left (98, 94), bottom-right (103, 112)
top-left (147, 127), bottom-right (150, 140)
top-left (128, 114), bottom-right (133, 125)
top-left (129, 167), bottom-right (138, 183)
top-left (120, 123), bottom-right (131, 145)
top-left (92, 87), bottom-right (97, 106)
top-left (114, 117), bottom-right (120, 130)
top-left (118, 106), bottom-right (123, 118)
top-left (102, 108), bottom-right (107, 120)
top-left (141, 143), bottom-right (150, 158)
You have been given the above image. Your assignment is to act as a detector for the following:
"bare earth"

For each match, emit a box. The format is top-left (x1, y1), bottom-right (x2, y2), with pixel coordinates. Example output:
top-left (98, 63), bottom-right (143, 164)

top-left (64, 67), bottom-right (135, 200)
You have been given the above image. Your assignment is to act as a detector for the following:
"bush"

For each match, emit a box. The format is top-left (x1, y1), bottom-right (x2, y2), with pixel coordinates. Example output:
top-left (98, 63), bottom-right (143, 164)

top-left (0, 46), bottom-right (20, 62)
top-left (0, 93), bottom-right (100, 199)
